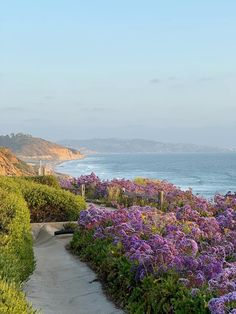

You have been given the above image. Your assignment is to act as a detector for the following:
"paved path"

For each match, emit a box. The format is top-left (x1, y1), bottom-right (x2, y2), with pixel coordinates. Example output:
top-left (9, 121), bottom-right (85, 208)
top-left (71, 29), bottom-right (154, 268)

top-left (24, 223), bottom-right (123, 314)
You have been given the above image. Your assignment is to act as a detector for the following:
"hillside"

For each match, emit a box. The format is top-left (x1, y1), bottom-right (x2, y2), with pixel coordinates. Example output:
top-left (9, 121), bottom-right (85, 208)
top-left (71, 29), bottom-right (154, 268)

top-left (0, 147), bottom-right (36, 176)
top-left (59, 138), bottom-right (229, 154)
top-left (0, 134), bottom-right (84, 162)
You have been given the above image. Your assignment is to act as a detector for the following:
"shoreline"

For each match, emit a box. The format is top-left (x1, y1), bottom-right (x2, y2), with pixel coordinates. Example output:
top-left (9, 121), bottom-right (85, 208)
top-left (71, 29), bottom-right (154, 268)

top-left (26, 156), bottom-right (86, 178)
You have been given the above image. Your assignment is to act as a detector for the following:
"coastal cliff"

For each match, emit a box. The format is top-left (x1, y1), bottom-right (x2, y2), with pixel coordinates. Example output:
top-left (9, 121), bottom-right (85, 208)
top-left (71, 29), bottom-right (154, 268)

top-left (0, 133), bottom-right (84, 162)
top-left (0, 147), bottom-right (36, 176)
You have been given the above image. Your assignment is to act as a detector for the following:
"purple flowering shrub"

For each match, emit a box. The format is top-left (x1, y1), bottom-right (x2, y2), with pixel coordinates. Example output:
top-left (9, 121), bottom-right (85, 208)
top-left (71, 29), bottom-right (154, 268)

top-left (64, 173), bottom-right (236, 313)
top-left (60, 173), bottom-right (215, 213)
top-left (73, 200), bottom-right (236, 313)
top-left (60, 173), bottom-right (109, 199)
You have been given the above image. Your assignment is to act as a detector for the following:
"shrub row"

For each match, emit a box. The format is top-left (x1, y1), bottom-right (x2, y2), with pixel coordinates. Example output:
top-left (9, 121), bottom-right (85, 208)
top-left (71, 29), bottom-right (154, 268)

top-left (0, 188), bottom-right (36, 313)
top-left (0, 280), bottom-right (36, 314)
top-left (0, 189), bottom-right (34, 282)
top-left (0, 176), bottom-right (87, 222)
top-left (24, 175), bottom-right (61, 189)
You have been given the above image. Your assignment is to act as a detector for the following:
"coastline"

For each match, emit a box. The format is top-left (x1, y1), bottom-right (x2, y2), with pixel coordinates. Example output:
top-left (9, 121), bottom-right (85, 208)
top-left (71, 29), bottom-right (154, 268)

top-left (26, 155), bottom-right (86, 178)
top-left (49, 152), bottom-right (236, 199)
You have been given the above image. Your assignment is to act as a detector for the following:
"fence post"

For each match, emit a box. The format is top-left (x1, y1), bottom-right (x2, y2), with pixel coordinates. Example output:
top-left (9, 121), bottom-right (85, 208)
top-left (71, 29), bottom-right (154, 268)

top-left (38, 160), bottom-right (42, 176)
top-left (158, 191), bottom-right (164, 211)
top-left (81, 184), bottom-right (86, 198)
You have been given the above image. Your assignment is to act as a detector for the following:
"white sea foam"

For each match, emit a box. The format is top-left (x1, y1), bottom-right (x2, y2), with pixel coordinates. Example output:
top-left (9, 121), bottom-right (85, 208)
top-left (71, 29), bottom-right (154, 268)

top-left (56, 153), bottom-right (236, 198)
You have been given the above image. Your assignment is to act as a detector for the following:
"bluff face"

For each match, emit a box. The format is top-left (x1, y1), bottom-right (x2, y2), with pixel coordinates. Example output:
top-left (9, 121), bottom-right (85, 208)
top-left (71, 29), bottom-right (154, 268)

top-left (0, 148), bottom-right (36, 176)
top-left (0, 134), bottom-right (84, 162)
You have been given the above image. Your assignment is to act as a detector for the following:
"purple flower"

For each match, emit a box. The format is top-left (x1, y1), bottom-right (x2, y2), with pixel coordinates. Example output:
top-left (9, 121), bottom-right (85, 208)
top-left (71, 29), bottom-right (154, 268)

top-left (208, 292), bottom-right (236, 314)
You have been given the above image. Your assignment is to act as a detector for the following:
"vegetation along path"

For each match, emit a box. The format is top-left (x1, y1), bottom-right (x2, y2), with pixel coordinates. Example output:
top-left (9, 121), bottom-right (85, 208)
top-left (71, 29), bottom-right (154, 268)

top-left (24, 223), bottom-right (123, 314)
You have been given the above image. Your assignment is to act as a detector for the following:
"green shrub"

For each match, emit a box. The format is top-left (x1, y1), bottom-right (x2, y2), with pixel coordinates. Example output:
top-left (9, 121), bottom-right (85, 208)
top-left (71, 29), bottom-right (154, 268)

top-left (0, 176), bottom-right (87, 222)
top-left (0, 279), bottom-right (36, 314)
top-left (0, 189), bottom-right (34, 282)
top-left (22, 184), bottom-right (86, 222)
top-left (0, 186), bottom-right (36, 313)
top-left (24, 175), bottom-right (60, 189)
top-left (0, 176), bottom-right (21, 194)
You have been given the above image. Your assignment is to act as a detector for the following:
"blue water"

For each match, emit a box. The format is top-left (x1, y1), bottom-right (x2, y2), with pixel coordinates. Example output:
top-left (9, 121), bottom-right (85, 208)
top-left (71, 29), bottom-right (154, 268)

top-left (56, 153), bottom-right (236, 198)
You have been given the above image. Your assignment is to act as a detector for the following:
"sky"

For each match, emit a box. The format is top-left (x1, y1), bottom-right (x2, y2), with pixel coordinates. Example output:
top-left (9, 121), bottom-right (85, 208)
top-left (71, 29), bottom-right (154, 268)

top-left (0, 1), bottom-right (236, 147)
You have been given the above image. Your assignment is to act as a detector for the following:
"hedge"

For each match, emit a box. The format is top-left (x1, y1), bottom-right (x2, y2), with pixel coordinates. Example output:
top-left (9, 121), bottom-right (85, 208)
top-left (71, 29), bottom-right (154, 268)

top-left (0, 189), bottom-right (34, 282)
top-left (24, 175), bottom-right (60, 189)
top-left (0, 176), bottom-right (87, 222)
top-left (0, 279), bottom-right (36, 314)
top-left (23, 183), bottom-right (87, 222)
top-left (0, 188), bottom-right (36, 313)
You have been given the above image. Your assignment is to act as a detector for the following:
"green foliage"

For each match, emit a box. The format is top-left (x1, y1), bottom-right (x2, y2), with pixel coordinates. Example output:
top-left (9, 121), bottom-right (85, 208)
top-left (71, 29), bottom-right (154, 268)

top-left (63, 222), bottom-right (78, 231)
top-left (0, 176), bottom-right (86, 222)
top-left (134, 177), bottom-right (149, 186)
top-left (107, 186), bottom-right (121, 203)
top-left (24, 175), bottom-right (60, 189)
top-left (127, 274), bottom-right (210, 314)
top-left (0, 186), bottom-right (36, 312)
top-left (0, 279), bottom-right (37, 314)
top-left (23, 184), bottom-right (86, 222)
top-left (0, 189), bottom-right (34, 282)
top-left (71, 228), bottom-right (211, 313)
top-left (0, 175), bottom-right (86, 312)
top-left (134, 177), bottom-right (160, 186)
top-left (0, 176), bottom-right (22, 194)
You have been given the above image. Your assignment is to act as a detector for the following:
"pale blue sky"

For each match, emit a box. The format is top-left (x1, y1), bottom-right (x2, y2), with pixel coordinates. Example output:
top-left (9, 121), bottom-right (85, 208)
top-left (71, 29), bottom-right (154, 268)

top-left (0, 1), bottom-right (236, 147)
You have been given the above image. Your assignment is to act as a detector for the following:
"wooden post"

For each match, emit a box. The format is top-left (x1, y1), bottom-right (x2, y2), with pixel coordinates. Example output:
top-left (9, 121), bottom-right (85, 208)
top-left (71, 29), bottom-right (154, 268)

top-left (158, 191), bottom-right (164, 211)
top-left (38, 160), bottom-right (43, 176)
top-left (81, 184), bottom-right (86, 198)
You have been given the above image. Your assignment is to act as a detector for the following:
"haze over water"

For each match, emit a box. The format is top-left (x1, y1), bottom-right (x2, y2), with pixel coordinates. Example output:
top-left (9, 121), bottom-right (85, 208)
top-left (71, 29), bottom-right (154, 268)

top-left (57, 153), bottom-right (236, 199)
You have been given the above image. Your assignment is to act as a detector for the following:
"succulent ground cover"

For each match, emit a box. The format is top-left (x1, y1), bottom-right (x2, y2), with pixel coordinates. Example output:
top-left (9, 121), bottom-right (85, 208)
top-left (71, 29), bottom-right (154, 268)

top-left (68, 174), bottom-right (236, 313)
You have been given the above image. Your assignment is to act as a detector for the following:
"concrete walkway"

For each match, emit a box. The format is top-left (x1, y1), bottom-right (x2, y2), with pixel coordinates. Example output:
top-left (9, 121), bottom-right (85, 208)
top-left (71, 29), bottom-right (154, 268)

top-left (24, 223), bottom-right (123, 314)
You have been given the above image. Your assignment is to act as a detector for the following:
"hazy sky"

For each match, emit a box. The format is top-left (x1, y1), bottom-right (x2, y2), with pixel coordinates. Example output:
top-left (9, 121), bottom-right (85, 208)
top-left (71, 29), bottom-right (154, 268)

top-left (1, 1), bottom-right (236, 147)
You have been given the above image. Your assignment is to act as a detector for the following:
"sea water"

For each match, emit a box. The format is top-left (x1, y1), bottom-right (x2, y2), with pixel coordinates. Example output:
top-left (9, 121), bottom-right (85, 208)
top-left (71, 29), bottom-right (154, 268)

top-left (56, 153), bottom-right (236, 198)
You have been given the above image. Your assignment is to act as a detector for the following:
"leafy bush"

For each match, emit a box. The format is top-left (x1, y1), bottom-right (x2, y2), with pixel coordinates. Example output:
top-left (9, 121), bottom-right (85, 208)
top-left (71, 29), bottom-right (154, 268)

top-left (24, 175), bottom-right (60, 189)
top-left (0, 279), bottom-right (36, 314)
top-left (63, 222), bottom-right (78, 231)
top-left (0, 176), bottom-right (86, 222)
top-left (0, 176), bottom-right (22, 194)
top-left (0, 189), bottom-right (34, 282)
top-left (22, 184), bottom-right (86, 222)
top-left (0, 186), bottom-right (36, 312)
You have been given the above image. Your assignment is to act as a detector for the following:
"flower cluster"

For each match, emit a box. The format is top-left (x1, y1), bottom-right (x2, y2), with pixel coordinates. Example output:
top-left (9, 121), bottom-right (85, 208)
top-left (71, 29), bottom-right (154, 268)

top-left (62, 173), bottom-right (236, 313)
top-left (208, 292), bottom-right (236, 314)
top-left (78, 200), bottom-right (236, 313)
top-left (61, 173), bottom-right (214, 213)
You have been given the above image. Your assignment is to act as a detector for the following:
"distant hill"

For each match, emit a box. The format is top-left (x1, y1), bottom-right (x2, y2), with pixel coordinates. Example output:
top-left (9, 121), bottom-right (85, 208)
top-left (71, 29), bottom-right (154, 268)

top-left (0, 147), bottom-right (36, 176)
top-left (58, 138), bottom-right (229, 154)
top-left (0, 134), bottom-right (84, 162)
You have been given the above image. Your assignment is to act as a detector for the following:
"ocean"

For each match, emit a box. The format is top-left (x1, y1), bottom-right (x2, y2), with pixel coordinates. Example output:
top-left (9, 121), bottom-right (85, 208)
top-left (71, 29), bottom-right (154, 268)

top-left (56, 153), bottom-right (236, 198)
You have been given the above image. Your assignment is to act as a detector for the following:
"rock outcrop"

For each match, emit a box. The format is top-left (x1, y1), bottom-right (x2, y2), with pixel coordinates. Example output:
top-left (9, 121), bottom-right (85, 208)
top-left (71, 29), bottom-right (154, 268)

top-left (0, 148), bottom-right (36, 176)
